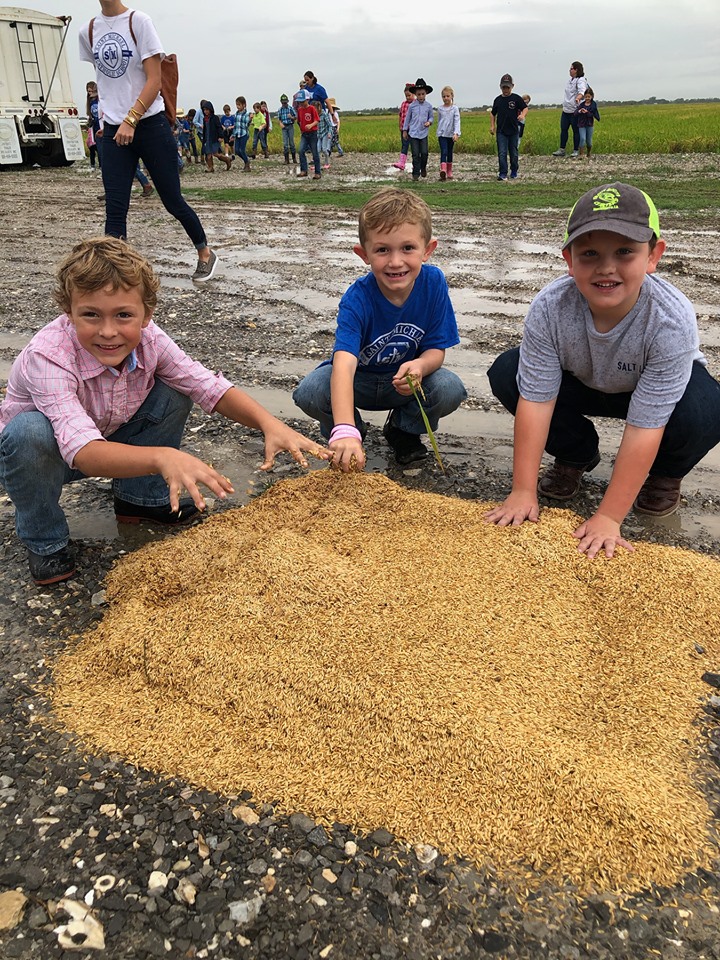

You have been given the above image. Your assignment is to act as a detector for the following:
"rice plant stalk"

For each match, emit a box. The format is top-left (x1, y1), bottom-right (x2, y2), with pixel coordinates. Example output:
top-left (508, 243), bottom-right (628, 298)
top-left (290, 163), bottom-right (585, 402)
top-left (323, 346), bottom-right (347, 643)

top-left (405, 375), bottom-right (445, 472)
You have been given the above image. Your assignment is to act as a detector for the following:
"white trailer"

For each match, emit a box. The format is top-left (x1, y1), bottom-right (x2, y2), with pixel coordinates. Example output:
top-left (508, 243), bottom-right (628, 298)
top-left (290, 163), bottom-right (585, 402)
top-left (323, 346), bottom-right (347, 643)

top-left (0, 7), bottom-right (84, 166)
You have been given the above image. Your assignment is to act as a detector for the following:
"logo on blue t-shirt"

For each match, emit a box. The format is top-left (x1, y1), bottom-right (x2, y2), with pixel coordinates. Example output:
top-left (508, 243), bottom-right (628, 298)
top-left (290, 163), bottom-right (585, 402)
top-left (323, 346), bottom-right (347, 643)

top-left (94, 32), bottom-right (133, 79)
top-left (359, 324), bottom-right (424, 367)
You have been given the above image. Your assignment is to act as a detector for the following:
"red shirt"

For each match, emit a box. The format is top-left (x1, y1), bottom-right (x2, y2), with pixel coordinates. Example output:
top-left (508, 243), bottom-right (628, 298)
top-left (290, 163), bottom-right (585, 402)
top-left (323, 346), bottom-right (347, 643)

top-left (297, 103), bottom-right (319, 133)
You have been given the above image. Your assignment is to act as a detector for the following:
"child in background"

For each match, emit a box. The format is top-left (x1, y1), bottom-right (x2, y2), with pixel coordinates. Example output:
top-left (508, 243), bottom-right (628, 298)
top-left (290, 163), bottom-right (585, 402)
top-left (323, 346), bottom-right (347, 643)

top-left (402, 78), bottom-right (434, 182)
top-left (575, 88), bottom-right (600, 159)
top-left (393, 83), bottom-right (415, 170)
top-left (277, 94), bottom-right (297, 166)
top-left (518, 94), bottom-right (531, 140)
top-left (176, 109), bottom-right (191, 166)
top-left (86, 124), bottom-right (98, 171)
top-left (295, 90), bottom-right (321, 180)
top-left (250, 103), bottom-right (268, 159)
top-left (328, 98), bottom-right (344, 157)
top-left (436, 85), bottom-right (461, 181)
top-left (293, 188), bottom-right (466, 469)
top-left (185, 109), bottom-right (201, 164)
top-left (486, 182), bottom-right (720, 558)
top-left (233, 96), bottom-right (252, 172)
top-left (0, 238), bottom-right (329, 585)
top-left (201, 101), bottom-right (232, 172)
top-left (220, 104), bottom-right (235, 157)
top-left (490, 73), bottom-right (528, 181)
top-left (318, 106), bottom-right (333, 170)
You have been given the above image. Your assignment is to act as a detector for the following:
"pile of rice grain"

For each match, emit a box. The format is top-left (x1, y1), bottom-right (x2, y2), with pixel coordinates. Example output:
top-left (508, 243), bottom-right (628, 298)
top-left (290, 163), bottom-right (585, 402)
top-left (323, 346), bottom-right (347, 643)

top-left (52, 471), bottom-right (720, 890)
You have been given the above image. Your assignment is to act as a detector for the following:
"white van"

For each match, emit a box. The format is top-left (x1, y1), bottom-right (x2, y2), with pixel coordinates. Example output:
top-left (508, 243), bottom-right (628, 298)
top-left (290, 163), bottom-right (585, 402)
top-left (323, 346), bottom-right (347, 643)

top-left (0, 7), bottom-right (84, 166)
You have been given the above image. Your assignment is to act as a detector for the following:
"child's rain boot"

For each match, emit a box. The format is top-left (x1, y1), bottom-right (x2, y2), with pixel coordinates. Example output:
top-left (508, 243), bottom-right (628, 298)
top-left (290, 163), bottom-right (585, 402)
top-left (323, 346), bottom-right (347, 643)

top-left (586, 147), bottom-right (592, 161)
top-left (284, 152), bottom-right (290, 165)
top-left (439, 162), bottom-right (447, 181)
top-left (447, 163), bottom-right (453, 180)
top-left (393, 154), bottom-right (406, 170)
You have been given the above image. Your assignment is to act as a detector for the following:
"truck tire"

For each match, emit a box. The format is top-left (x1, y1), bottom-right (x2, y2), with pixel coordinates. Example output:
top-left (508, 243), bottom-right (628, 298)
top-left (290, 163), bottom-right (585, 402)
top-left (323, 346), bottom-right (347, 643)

top-left (26, 142), bottom-right (74, 168)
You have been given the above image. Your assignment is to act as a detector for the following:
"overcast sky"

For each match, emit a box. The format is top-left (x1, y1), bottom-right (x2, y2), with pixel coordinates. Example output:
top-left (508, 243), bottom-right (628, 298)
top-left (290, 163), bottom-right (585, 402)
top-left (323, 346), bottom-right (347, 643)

top-left (49, 0), bottom-right (720, 112)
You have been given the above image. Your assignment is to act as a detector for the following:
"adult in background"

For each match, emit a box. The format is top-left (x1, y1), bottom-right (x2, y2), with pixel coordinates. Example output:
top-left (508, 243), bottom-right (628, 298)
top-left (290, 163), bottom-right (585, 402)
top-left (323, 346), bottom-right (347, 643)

top-left (79, 0), bottom-right (219, 282)
top-left (552, 61), bottom-right (588, 158)
top-left (303, 70), bottom-right (332, 113)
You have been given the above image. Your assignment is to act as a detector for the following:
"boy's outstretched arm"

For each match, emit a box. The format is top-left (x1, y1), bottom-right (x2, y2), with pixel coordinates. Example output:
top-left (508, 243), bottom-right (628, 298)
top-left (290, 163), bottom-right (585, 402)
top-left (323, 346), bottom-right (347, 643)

top-left (573, 423), bottom-right (664, 559)
top-left (213, 387), bottom-right (329, 471)
top-left (485, 397), bottom-right (555, 526)
top-left (73, 442), bottom-right (234, 514)
top-left (329, 351), bottom-right (365, 472)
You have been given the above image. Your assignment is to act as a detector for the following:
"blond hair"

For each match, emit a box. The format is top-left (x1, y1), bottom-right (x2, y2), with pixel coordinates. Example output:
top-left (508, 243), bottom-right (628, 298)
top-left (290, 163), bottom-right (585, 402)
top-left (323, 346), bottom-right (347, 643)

top-left (54, 237), bottom-right (160, 314)
top-left (358, 188), bottom-right (432, 245)
top-left (441, 86), bottom-right (454, 99)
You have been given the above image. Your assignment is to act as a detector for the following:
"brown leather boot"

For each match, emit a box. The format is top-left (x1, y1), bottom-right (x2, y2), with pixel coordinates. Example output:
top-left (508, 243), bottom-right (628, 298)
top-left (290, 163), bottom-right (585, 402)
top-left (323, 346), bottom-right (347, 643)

top-left (633, 476), bottom-right (682, 517)
top-left (538, 453), bottom-right (601, 500)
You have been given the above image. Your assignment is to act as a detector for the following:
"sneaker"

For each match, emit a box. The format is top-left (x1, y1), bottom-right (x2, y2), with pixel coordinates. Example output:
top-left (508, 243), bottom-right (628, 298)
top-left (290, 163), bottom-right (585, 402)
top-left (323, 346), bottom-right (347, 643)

top-left (421, 170), bottom-right (427, 178)
top-left (192, 249), bottom-right (218, 283)
top-left (142, 183), bottom-right (154, 197)
top-left (412, 175), bottom-right (420, 182)
top-left (633, 476), bottom-right (682, 517)
top-left (497, 175), bottom-right (508, 182)
top-left (114, 497), bottom-right (201, 526)
top-left (297, 171), bottom-right (308, 178)
top-left (322, 164), bottom-right (330, 170)
top-left (552, 148), bottom-right (566, 157)
top-left (28, 546), bottom-right (76, 586)
top-left (570, 150), bottom-right (580, 158)
top-left (537, 452), bottom-right (601, 500)
top-left (510, 172), bottom-right (519, 180)
top-left (312, 173), bottom-right (321, 179)
top-left (382, 415), bottom-right (428, 466)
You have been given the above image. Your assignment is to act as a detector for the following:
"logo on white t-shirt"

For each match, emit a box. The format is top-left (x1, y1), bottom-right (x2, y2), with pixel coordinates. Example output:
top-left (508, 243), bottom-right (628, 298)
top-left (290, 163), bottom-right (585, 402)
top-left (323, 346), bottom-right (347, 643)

top-left (95, 32), bottom-right (133, 79)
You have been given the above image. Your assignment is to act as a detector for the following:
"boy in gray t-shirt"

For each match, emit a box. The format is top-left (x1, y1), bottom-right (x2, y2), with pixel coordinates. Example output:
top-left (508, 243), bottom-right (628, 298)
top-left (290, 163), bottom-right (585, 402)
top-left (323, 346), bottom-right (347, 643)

top-left (486, 182), bottom-right (720, 559)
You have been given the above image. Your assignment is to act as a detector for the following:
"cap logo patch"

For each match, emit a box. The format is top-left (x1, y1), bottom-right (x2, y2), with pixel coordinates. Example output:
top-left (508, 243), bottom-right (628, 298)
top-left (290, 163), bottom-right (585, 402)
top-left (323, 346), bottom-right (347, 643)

top-left (592, 188), bottom-right (621, 212)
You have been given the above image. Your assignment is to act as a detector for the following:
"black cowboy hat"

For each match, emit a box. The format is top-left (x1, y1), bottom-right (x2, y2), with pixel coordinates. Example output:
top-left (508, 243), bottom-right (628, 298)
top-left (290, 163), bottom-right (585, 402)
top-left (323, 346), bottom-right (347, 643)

top-left (408, 77), bottom-right (433, 94)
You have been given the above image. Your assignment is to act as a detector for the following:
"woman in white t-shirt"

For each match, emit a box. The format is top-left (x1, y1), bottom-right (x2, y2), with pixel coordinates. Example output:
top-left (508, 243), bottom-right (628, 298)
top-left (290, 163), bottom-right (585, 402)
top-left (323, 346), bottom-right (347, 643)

top-left (552, 61), bottom-right (588, 158)
top-left (79, 0), bottom-right (219, 282)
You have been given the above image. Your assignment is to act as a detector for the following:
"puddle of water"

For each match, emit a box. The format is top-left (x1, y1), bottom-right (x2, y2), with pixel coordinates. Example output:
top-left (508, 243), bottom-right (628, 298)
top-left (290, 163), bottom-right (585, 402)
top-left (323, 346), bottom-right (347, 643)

top-left (451, 289), bottom-right (528, 317)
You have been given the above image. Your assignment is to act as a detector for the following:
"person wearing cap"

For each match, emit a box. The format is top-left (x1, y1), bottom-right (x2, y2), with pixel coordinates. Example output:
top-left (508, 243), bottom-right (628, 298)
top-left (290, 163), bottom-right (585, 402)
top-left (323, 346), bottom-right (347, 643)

top-left (486, 182), bottom-right (720, 558)
top-left (490, 74), bottom-right (528, 182)
top-left (277, 94), bottom-right (298, 166)
top-left (392, 83), bottom-right (416, 171)
top-left (552, 61), bottom-right (588, 157)
top-left (402, 78), bottom-right (434, 182)
top-left (328, 98), bottom-right (344, 157)
top-left (295, 89), bottom-right (322, 179)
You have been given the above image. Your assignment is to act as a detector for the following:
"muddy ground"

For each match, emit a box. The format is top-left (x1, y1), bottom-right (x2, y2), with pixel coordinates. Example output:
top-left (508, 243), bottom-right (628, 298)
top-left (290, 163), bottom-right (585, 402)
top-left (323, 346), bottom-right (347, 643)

top-left (1, 152), bottom-right (720, 959)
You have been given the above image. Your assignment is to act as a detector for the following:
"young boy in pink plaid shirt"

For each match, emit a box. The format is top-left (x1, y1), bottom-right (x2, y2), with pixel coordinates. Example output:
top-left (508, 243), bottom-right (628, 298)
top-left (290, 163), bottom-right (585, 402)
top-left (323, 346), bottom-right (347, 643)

top-left (0, 237), bottom-right (328, 586)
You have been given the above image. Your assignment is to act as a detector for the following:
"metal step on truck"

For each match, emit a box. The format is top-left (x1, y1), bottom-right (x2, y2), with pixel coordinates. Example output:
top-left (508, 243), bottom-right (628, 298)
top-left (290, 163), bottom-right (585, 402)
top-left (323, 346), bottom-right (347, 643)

top-left (0, 6), bottom-right (85, 166)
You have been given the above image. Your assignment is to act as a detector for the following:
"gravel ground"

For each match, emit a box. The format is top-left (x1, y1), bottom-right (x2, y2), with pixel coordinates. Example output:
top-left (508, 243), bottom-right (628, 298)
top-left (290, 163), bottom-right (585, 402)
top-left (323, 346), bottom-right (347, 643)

top-left (1, 152), bottom-right (720, 958)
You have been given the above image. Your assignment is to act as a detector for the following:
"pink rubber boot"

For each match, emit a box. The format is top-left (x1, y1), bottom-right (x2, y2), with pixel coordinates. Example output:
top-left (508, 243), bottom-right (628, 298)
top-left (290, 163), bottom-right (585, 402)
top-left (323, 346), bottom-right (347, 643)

top-left (392, 153), bottom-right (407, 170)
top-left (447, 162), bottom-right (453, 180)
top-left (439, 162), bottom-right (447, 181)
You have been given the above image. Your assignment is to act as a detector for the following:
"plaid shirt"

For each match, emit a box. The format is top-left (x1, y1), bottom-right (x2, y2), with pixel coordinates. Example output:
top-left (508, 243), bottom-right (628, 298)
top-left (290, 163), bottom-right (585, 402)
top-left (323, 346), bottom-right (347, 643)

top-left (233, 109), bottom-right (250, 137)
top-left (0, 315), bottom-right (233, 467)
top-left (318, 110), bottom-right (333, 138)
top-left (276, 104), bottom-right (297, 126)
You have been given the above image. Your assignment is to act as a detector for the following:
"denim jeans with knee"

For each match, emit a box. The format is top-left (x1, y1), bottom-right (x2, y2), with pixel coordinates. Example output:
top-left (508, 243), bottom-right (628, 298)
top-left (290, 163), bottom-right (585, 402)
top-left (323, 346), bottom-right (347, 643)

top-left (496, 131), bottom-right (519, 177)
top-left (293, 364), bottom-right (467, 439)
top-left (0, 380), bottom-right (193, 555)
top-left (299, 131), bottom-right (321, 174)
top-left (409, 136), bottom-right (429, 177)
top-left (559, 110), bottom-right (580, 151)
top-left (487, 347), bottom-right (720, 476)
top-left (102, 113), bottom-right (207, 249)
top-left (281, 125), bottom-right (296, 157)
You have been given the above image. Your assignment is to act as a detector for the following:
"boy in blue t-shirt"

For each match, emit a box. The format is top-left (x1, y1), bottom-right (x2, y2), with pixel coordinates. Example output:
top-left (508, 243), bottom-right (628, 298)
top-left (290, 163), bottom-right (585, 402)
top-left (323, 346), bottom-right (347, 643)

top-left (293, 188), bottom-right (466, 468)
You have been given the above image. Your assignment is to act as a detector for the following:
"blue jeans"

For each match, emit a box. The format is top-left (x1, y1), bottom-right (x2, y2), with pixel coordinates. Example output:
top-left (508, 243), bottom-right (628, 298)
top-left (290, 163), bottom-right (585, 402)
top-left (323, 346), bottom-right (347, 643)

top-left (496, 130), bottom-right (519, 178)
top-left (281, 124), bottom-right (296, 157)
top-left (299, 130), bottom-right (321, 174)
top-left (578, 126), bottom-right (594, 148)
top-left (234, 133), bottom-right (250, 164)
top-left (409, 136), bottom-right (428, 177)
top-left (0, 380), bottom-right (193, 555)
top-left (135, 164), bottom-right (149, 187)
top-left (487, 348), bottom-right (720, 476)
top-left (399, 133), bottom-right (409, 156)
top-left (252, 128), bottom-right (268, 155)
top-left (292, 363), bottom-right (467, 439)
top-left (560, 110), bottom-right (579, 151)
top-left (438, 136), bottom-right (455, 164)
top-left (101, 113), bottom-right (207, 249)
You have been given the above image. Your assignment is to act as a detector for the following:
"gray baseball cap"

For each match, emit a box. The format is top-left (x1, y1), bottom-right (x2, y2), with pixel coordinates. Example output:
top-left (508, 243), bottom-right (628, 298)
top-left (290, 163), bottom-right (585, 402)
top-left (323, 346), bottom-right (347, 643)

top-left (562, 183), bottom-right (661, 250)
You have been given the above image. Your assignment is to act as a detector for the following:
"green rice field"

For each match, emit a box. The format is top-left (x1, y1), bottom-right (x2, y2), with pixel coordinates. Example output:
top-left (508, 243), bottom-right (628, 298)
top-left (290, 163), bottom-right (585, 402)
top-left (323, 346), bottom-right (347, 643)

top-left (336, 103), bottom-right (720, 155)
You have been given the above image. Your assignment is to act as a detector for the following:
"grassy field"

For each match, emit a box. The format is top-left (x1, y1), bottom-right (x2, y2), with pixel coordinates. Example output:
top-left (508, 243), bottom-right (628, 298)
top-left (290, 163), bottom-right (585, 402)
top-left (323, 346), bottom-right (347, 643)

top-left (332, 103), bottom-right (720, 155)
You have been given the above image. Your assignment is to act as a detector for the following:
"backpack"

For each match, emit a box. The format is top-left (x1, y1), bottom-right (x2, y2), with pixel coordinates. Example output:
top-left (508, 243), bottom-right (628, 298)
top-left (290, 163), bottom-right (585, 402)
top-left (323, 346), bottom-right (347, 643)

top-left (88, 12), bottom-right (178, 125)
